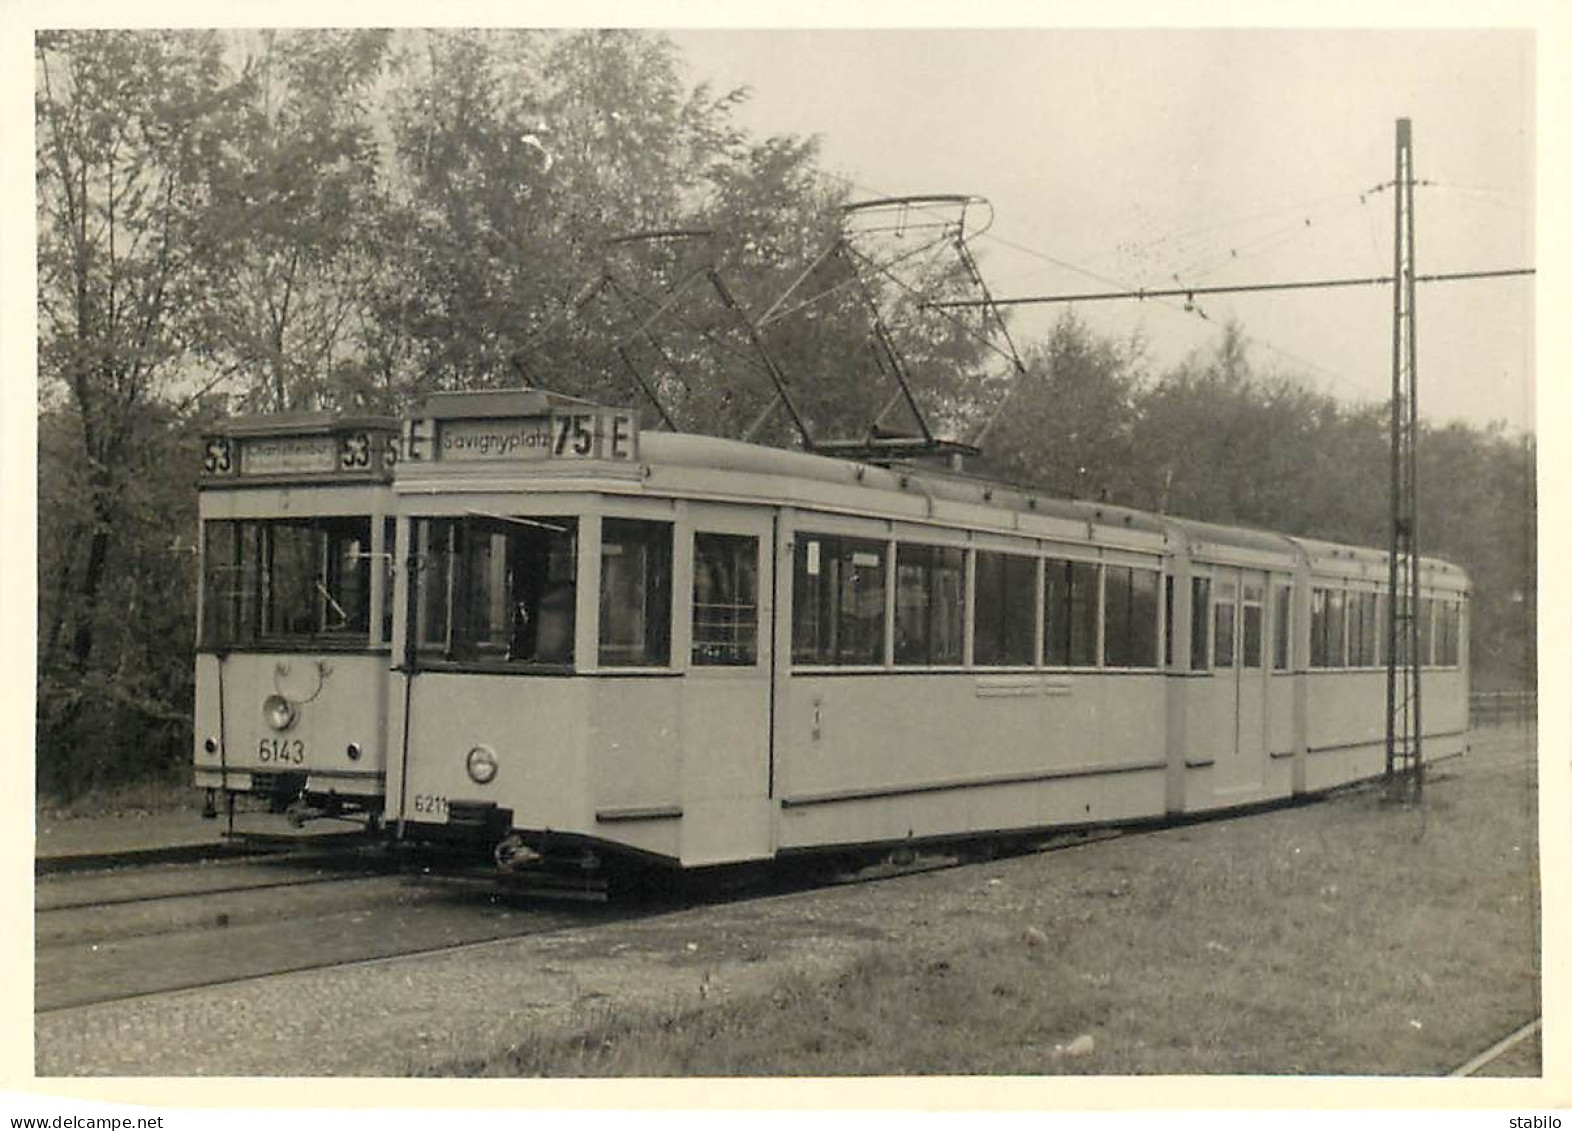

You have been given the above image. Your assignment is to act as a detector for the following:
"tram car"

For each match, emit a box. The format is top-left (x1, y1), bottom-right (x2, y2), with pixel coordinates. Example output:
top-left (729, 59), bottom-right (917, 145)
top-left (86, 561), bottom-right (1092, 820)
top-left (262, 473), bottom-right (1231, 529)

top-left (193, 411), bottom-right (399, 825)
top-left (384, 389), bottom-right (1469, 876)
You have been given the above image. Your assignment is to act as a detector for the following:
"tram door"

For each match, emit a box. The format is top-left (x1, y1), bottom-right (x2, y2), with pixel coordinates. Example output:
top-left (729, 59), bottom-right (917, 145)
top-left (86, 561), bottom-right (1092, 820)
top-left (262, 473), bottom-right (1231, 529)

top-left (679, 504), bottom-right (777, 864)
top-left (1214, 568), bottom-right (1269, 797)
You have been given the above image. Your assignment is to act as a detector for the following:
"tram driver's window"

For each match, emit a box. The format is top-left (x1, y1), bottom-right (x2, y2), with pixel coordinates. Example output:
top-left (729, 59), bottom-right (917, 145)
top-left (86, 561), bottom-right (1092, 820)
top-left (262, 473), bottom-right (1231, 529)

top-left (257, 518), bottom-right (372, 642)
top-left (263, 523), bottom-right (321, 637)
top-left (600, 519), bottom-right (673, 667)
top-left (692, 532), bottom-right (758, 666)
top-left (415, 516), bottom-right (578, 666)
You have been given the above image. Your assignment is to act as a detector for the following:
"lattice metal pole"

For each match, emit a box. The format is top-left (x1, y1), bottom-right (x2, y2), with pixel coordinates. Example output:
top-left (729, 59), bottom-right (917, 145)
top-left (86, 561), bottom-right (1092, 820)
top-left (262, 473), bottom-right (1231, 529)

top-left (1385, 117), bottom-right (1422, 796)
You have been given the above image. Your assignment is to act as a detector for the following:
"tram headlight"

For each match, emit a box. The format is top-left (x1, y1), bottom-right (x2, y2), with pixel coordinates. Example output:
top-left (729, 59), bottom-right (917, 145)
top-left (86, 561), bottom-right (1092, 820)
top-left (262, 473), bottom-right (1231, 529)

top-left (346, 742), bottom-right (362, 761)
top-left (466, 745), bottom-right (498, 785)
top-left (203, 737), bottom-right (218, 754)
top-left (263, 694), bottom-right (296, 732)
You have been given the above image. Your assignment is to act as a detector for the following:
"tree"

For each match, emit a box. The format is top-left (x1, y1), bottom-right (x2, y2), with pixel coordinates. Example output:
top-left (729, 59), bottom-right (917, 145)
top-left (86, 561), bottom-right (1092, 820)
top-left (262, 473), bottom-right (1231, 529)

top-left (35, 30), bottom-right (238, 683)
top-left (368, 30), bottom-right (755, 403)
top-left (35, 30), bottom-right (253, 793)
top-left (198, 29), bottom-right (394, 413)
top-left (977, 310), bottom-right (1145, 499)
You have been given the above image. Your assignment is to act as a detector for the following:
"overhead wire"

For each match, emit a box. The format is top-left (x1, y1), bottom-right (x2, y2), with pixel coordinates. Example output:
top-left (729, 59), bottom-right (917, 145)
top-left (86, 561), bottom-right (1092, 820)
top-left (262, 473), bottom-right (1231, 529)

top-left (827, 171), bottom-right (1438, 401)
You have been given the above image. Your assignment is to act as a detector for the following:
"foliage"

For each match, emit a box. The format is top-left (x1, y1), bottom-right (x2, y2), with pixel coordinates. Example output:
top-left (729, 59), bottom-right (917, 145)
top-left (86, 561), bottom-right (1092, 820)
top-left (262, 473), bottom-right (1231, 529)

top-left (982, 314), bottom-right (1535, 688)
top-left (34, 29), bottom-right (1535, 800)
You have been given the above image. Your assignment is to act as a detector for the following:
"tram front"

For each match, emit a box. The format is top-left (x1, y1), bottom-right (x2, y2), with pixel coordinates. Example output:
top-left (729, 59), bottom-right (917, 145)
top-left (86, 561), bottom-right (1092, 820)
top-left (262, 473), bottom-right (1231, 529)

top-left (192, 412), bottom-right (398, 827)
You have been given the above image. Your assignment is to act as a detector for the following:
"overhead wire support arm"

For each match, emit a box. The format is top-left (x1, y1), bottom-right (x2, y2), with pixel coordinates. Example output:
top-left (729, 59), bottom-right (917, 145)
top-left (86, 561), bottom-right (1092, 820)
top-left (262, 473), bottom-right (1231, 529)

top-left (704, 268), bottom-right (817, 452)
top-left (925, 267), bottom-right (1536, 309)
top-left (598, 274), bottom-right (683, 431)
top-left (950, 227), bottom-right (1031, 451)
top-left (870, 318), bottom-right (935, 445)
top-left (951, 232), bottom-right (1028, 377)
top-left (831, 237), bottom-right (938, 445)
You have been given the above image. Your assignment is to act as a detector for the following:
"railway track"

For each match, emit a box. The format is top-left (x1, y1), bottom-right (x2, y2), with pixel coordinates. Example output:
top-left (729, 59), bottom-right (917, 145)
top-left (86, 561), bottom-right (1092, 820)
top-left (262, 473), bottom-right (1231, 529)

top-left (1450, 1017), bottom-right (1542, 1077)
top-left (35, 736), bottom-right (1529, 1021)
top-left (34, 828), bottom-right (375, 877)
top-left (33, 841), bottom-right (636, 1013)
top-left (34, 817), bottom-right (1134, 1015)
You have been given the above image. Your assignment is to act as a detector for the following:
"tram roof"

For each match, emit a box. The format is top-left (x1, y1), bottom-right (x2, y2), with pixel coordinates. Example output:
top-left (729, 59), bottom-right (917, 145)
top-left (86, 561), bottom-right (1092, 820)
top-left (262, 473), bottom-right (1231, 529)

top-left (211, 410), bottom-right (397, 437)
top-left (393, 388), bottom-right (1466, 587)
top-left (635, 430), bottom-right (1465, 584)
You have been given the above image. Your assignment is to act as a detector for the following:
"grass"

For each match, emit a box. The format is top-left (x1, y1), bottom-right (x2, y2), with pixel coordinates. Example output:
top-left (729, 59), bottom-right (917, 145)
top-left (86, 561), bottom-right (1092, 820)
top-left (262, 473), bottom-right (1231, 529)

top-left (440, 727), bottom-right (1539, 1077)
top-left (36, 772), bottom-right (208, 820)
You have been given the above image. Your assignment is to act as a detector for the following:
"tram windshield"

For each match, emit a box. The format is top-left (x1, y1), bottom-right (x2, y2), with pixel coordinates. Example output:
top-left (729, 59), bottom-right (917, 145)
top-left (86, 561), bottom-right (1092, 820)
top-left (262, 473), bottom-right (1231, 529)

top-left (413, 515), bottom-right (578, 667)
top-left (202, 517), bottom-right (376, 648)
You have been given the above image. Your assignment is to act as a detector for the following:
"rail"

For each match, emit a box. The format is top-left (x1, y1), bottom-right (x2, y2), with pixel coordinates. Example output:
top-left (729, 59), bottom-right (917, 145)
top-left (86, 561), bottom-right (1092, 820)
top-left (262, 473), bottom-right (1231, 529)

top-left (1468, 689), bottom-right (1537, 728)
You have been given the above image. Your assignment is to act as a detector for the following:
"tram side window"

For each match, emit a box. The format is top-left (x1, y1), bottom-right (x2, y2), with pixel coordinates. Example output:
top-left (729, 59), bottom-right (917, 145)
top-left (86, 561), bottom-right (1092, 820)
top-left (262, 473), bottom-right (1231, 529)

top-left (600, 519), bottom-right (673, 667)
top-left (1190, 577), bottom-right (1210, 671)
top-left (1310, 588), bottom-right (1328, 667)
top-left (1272, 584), bottom-right (1292, 671)
top-left (1435, 600), bottom-right (1461, 667)
top-left (975, 551), bottom-right (1035, 666)
top-left (1104, 566), bottom-right (1159, 668)
top-left (1416, 596), bottom-right (1434, 667)
top-left (1044, 558), bottom-right (1099, 667)
top-left (1213, 581), bottom-right (1236, 669)
top-left (1327, 590), bottom-right (1347, 667)
top-left (1348, 592), bottom-right (1379, 667)
top-left (1163, 577), bottom-right (1175, 668)
top-left (793, 535), bottom-right (886, 665)
top-left (1391, 592), bottom-right (1410, 665)
top-left (894, 544), bottom-right (965, 666)
top-left (692, 533), bottom-right (758, 666)
top-left (382, 518), bottom-right (396, 646)
top-left (1369, 592), bottom-right (1383, 665)
top-left (414, 516), bottom-right (578, 666)
top-left (1240, 582), bottom-right (1263, 669)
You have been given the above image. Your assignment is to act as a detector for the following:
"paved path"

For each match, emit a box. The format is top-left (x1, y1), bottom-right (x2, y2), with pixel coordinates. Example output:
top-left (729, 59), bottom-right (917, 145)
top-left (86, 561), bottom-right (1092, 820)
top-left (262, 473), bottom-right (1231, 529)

top-left (35, 808), bottom-right (356, 864)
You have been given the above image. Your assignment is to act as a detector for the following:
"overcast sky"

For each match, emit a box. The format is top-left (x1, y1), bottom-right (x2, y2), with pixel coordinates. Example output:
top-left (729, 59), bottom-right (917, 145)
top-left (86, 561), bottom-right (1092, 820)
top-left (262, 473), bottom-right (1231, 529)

top-left (668, 29), bottom-right (1535, 431)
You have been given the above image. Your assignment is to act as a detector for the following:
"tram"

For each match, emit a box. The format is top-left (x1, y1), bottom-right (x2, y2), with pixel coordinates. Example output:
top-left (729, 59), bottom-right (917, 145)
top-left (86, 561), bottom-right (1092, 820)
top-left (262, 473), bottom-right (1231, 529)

top-left (382, 389), bottom-right (1469, 875)
top-left (193, 411), bottom-right (399, 825)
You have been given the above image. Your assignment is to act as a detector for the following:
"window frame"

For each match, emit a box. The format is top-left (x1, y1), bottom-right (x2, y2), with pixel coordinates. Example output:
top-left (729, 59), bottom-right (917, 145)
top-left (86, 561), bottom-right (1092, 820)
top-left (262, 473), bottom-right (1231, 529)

top-left (1271, 581), bottom-right (1292, 672)
top-left (974, 548), bottom-right (1038, 668)
top-left (1213, 578), bottom-right (1237, 670)
top-left (409, 512), bottom-right (582, 673)
top-left (690, 529), bottom-right (763, 668)
top-left (1102, 564), bottom-right (1161, 670)
top-left (1190, 575), bottom-right (1212, 672)
top-left (199, 515), bottom-right (379, 653)
top-left (598, 516), bottom-right (675, 669)
top-left (893, 541), bottom-right (968, 668)
top-left (791, 532), bottom-right (891, 669)
top-left (1043, 555), bottom-right (1103, 670)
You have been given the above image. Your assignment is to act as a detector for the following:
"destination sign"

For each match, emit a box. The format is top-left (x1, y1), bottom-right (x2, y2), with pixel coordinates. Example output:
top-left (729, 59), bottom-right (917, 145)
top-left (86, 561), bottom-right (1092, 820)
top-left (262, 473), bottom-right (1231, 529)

top-left (240, 435), bottom-right (340, 476)
top-left (201, 428), bottom-right (396, 479)
top-left (436, 410), bottom-right (639, 463)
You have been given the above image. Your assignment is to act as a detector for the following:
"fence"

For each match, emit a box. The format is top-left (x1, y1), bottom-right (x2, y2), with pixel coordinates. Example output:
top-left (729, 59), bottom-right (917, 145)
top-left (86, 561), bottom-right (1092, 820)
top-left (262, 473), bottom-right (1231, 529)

top-left (1469, 689), bottom-right (1537, 728)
